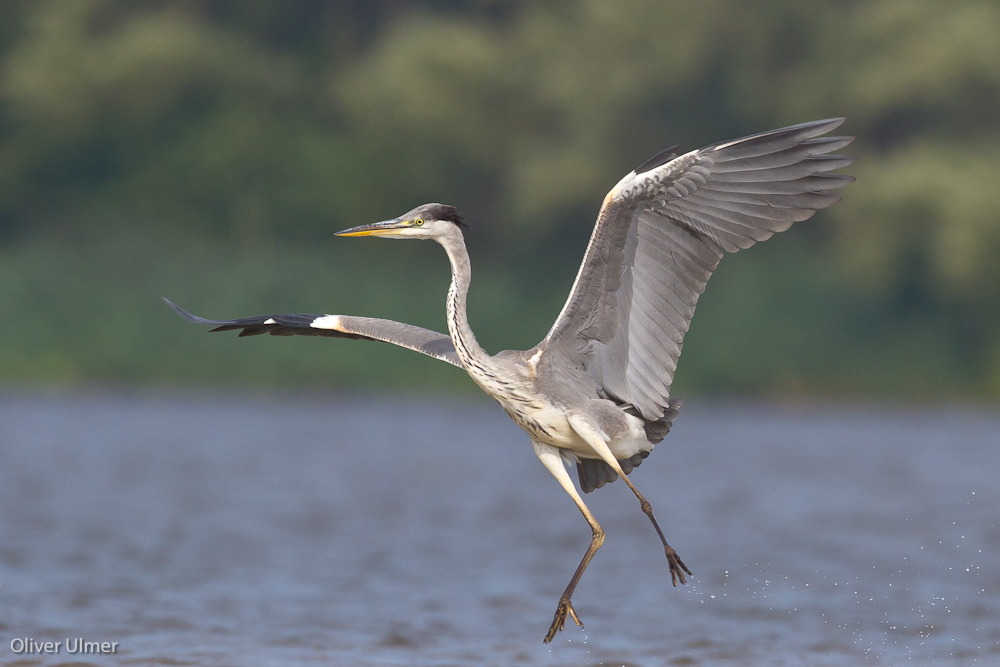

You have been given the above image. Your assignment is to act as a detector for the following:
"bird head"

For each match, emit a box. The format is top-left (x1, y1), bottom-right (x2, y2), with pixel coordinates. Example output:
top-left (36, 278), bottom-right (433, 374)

top-left (335, 203), bottom-right (467, 240)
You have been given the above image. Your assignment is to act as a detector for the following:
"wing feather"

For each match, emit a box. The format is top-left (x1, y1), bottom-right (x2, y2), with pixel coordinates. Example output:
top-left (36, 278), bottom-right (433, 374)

top-left (709, 139), bottom-right (853, 173)
top-left (705, 173), bottom-right (853, 194)
top-left (164, 298), bottom-right (463, 368)
top-left (707, 155), bottom-right (854, 182)
top-left (688, 188), bottom-right (842, 209)
top-left (682, 195), bottom-right (819, 222)
top-left (543, 119), bottom-right (855, 419)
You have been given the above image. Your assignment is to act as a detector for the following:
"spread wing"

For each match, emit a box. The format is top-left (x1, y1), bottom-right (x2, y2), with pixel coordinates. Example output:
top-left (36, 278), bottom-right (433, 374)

top-left (164, 298), bottom-right (462, 368)
top-left (543, 119), bottom-right (855, 420)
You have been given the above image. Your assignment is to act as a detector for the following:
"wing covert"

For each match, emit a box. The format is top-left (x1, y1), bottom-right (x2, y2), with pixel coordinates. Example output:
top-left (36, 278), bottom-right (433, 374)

top-left (164, 298), bottom-right (462, 368)
top-left (543, 119), bottom-right (855, 420)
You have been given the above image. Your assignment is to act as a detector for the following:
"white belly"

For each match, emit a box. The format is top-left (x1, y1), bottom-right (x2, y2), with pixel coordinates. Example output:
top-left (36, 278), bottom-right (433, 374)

top-left (498, 397), bottom-right (650, 461)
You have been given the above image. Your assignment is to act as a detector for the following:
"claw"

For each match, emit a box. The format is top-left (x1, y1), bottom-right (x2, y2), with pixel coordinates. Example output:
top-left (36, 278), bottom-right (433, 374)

top-left (544, 598), bottom-right (583, 643)
top-left (567, 603), bottom-right (581, 627)
top-left (665, 545), bottom-right (692, 586)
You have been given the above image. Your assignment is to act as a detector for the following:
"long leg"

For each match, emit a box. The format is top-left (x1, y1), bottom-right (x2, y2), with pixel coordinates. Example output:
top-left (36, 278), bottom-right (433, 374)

top-left (532, 440), bottom-right (605, 643)
top-left (567, 415), bottom-right (691, 586)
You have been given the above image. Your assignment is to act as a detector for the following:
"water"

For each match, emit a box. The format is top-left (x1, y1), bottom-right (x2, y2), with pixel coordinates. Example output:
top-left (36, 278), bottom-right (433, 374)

top-left (0, 391), bottom-right (997, 666)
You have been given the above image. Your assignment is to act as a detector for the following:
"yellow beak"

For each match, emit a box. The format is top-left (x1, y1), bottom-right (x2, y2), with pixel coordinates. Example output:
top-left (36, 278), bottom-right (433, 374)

top-left (334, 219), bottom-right (405, 237)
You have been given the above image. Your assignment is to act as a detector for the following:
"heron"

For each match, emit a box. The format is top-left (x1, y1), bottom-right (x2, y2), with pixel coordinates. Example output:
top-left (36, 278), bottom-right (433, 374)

top-left (166, 118), bottom-right (854, 643)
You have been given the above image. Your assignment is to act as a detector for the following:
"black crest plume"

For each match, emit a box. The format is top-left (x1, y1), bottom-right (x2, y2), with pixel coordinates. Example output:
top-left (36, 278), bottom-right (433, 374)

top-left (421, 203), bottom-right (469, 229)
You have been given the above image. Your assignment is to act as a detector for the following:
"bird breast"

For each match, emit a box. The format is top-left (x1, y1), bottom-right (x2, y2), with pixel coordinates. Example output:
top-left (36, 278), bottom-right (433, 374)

top-left (468, 357), bottom-right (648, 460)
top-left (494, 391), bottom-right (649, 462)
top-left (497, 396), bottom-right (576, 447)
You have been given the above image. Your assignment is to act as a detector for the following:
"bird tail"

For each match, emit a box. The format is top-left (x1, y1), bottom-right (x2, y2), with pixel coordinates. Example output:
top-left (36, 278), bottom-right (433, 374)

top-left (642, 398), bottom-right (682, 444)
top-left (576, 398), bottom-right (682, 493)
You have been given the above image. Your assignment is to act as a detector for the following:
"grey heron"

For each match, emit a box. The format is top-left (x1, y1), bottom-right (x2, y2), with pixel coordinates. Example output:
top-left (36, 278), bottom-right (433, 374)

top-left (166, 118), bottom-right (855, 642)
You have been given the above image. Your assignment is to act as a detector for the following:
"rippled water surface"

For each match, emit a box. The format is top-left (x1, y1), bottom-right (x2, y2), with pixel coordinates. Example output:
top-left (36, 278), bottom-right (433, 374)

top-left (0, 392), bottom-right (997, 666)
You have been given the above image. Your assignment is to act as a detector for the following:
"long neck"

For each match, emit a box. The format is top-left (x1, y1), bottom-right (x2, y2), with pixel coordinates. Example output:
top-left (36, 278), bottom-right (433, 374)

top-left (438, 230), bottom-right (492, 372)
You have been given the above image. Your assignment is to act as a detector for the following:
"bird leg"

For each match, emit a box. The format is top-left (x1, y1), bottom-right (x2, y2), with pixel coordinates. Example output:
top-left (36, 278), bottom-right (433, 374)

top-left (617, 472), bottom-right (691, 585)
top-left (532, 441), bottom-right (605, 644)
top-left (568, 415), bottom-right (692, 586)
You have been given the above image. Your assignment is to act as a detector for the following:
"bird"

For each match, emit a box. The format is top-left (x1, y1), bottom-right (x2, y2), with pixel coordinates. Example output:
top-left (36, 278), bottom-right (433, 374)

top-left (166, 118), bottom-right (855, 643)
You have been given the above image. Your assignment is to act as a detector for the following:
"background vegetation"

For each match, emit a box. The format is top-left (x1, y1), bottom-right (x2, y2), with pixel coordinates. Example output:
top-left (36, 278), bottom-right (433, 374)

top-left (1, 0), bottom-right (998, 397)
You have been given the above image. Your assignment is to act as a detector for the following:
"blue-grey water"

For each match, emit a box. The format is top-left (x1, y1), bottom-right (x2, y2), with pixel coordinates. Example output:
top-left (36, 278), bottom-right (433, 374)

top-left (0, 391), bottom-right (997, 666)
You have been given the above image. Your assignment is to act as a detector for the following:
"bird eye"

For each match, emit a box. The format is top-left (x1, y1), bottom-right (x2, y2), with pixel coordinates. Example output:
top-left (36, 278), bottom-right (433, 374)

top-left (414, 219), bottom-right (424, 226)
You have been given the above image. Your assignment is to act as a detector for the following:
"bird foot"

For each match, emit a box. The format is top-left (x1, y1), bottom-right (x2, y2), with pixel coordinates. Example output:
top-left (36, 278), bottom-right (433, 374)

top-left (543, 597), bottom-right (583, 643)
top-left (665, 545), bottom-right (692, 586)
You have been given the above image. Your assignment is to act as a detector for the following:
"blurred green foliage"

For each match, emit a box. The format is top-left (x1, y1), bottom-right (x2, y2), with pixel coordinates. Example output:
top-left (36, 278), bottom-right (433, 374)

top-left (0, 0), bottom-right (998, 396)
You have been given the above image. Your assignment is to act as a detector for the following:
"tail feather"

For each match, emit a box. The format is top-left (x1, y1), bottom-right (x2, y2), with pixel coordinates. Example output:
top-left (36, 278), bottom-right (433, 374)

top-left (643, 398), bottom-right (682, 444)
top-left (576, 398), bottom-right (682, 494)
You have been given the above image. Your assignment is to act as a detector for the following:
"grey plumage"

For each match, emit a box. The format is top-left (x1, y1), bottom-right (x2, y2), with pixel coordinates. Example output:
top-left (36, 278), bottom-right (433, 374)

top-left (164, 299), bottom-right (461, 368)
top-left (166, 120), bottom-right (855, 643)
top-left (544, 118), bottom-right (853, 421)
